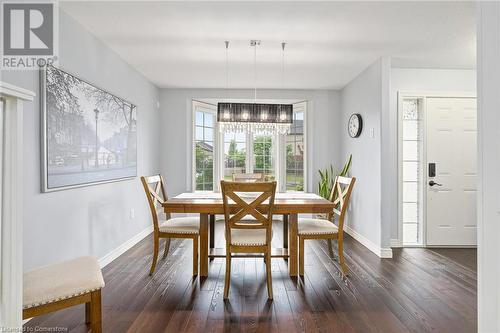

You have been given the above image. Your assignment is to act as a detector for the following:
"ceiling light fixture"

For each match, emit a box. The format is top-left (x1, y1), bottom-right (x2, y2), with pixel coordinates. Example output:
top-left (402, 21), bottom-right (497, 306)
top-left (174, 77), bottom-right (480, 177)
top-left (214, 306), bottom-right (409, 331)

top-left (217, 40), bottom-right (292, 135)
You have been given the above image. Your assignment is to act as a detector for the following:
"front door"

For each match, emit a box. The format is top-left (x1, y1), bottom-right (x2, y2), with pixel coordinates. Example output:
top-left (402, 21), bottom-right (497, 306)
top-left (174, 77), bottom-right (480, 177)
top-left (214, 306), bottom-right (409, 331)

top-left (426, 97), bottom-right (477, 246)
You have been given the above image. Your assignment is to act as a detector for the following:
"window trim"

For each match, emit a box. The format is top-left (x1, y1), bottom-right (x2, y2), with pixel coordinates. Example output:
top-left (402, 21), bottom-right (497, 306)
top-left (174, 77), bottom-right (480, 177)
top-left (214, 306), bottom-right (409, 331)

top-left (192, 100), bottom-right (218, 192)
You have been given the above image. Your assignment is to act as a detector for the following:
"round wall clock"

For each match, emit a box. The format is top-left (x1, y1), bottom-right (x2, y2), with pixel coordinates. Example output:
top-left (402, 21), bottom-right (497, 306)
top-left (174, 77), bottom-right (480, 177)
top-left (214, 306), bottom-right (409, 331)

top-left (348, 113), bottom-right (363, 138)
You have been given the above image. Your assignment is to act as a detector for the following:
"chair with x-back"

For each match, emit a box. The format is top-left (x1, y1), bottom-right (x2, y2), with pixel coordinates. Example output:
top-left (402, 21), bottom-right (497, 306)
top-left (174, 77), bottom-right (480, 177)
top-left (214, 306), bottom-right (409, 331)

top-left (141, 175), bottom-right (200, 276)
top-left (220, 180), bottom-right (277, 300)
top-left (298, 176), bottom-right (356, 276)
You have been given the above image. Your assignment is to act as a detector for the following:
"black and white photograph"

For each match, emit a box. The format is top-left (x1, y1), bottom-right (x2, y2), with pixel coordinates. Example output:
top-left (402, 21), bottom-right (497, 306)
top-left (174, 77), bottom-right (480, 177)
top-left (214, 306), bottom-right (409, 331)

top-left (41, 65), bottom-right (137, 191)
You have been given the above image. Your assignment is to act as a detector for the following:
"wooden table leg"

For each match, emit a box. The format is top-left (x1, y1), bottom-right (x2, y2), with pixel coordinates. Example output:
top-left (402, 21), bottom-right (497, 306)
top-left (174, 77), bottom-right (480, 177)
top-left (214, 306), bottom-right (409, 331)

top-left (283, 214), bottom-right (288, 249)
top-left (200, 213), bottom-right (209, 277)
top-left (289, 213), bottom-right (298, 276)
top-left (209, 214), bottom-right (215, 249)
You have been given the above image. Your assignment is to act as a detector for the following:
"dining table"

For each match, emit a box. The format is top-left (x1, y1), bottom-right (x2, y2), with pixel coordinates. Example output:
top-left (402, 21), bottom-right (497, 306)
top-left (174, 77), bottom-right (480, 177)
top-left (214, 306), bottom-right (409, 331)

top-left (162, 191), bottom-right (335, 277)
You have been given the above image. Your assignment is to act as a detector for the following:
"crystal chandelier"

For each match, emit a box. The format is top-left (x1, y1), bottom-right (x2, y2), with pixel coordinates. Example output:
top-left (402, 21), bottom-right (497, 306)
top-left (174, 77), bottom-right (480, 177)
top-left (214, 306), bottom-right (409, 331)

top-left (217, 40), bottom-right (293, 135)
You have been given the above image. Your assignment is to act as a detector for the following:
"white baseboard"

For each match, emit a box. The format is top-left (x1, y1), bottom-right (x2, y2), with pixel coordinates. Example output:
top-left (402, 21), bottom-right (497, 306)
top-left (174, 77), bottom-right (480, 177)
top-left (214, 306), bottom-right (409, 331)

top-left (344, 225), bottom-right (393, 258)
top-left (98, 226), bottom-right (153, 268)
top-left (390, 238), bottom-right (402, 248)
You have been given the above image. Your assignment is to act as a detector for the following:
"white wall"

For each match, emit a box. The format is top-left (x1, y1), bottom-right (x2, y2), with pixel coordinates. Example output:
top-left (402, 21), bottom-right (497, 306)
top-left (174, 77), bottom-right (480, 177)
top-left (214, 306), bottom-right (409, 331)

top-left (340, 58), bottom-right (391, 255)
top-left (159, 89), bottom-right (341, 196)
top-left (477, 2), bottom-right (500, 331)
top-left (1, 10), bottom-right (160, 270)
top-left (389, 68), bottom-right (476, 244)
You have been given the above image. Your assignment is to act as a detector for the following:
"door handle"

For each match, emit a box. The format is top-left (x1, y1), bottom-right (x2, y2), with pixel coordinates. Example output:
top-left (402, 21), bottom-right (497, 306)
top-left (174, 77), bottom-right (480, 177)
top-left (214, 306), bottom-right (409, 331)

top-left (429, 180), bottom-right (442, 187)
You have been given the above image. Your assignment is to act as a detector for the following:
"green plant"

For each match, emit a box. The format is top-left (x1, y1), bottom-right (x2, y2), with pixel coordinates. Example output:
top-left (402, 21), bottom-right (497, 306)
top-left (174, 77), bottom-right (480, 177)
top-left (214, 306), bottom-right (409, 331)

top-left (317, 154), bottom-right (352, 199)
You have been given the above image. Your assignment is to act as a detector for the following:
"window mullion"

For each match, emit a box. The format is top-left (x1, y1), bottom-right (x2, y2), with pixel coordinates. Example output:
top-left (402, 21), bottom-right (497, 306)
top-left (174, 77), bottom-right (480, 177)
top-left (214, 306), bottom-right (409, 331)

top-left (214, 122), bottom-right (221, 192)
top-left (247, 131), bottom-right (253, 173)
top-left (276, 133), bottom-right (283, 192)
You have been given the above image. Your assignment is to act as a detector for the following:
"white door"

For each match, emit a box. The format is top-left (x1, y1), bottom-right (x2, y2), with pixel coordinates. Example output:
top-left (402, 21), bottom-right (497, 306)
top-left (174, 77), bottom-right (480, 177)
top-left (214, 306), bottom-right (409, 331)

top-left (426, 97), bottom-right (477, 246)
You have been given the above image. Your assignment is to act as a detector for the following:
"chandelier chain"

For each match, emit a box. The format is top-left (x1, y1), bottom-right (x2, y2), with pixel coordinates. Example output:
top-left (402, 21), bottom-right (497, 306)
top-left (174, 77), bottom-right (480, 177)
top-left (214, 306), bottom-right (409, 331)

top-left (254, 41), bottom-right (257, 102)
top-left (282, 42), bottom-right (286, 89)
top-left (225, 41), bottom-right (229, 90)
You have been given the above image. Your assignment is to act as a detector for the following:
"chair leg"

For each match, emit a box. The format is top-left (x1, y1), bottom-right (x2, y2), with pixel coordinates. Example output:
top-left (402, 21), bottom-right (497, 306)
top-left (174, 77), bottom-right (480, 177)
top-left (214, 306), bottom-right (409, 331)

top-left (85, 302), bottom-right (91, 324)
top-left (193, 236), bottom-right (199, 276)
top-left (327, 239), bottom-right (335, 259)
top-left (162, 238), bottom-right (171, 259)
top-left (265, 251), bottom-right (273, 300)
top-left (223, 254), bottom-right (231, 300)
top-left (90, 290), bottom-right (102, 333)
top-left (299, 237), bottom-right (305, 276)
top-left (338, 237), bottom-right (348, 276)
top-left (149, 235), bottom-right (159, 276)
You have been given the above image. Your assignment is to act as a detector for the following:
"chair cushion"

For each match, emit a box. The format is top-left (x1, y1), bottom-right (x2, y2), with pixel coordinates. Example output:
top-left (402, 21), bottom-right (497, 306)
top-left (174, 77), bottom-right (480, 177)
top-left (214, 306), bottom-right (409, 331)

top-left (298, 218), bottom-right (339, 235)
top-left (23, 256), bottom-right (104, 309)
top-left (231, 229), bottom-right (268, 246)
top-left (159, 216), bottom-right (199, 234)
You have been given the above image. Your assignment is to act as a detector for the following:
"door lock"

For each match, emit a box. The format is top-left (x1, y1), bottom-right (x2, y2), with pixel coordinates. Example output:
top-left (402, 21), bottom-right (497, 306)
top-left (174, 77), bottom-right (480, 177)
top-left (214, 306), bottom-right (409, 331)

top-left (429, 180), bottom-right (442, 187)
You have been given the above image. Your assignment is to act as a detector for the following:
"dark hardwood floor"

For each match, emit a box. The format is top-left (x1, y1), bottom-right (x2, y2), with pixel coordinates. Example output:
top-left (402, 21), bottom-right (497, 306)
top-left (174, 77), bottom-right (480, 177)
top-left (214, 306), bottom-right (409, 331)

top-left (25, 222), bottom-right (477, 332)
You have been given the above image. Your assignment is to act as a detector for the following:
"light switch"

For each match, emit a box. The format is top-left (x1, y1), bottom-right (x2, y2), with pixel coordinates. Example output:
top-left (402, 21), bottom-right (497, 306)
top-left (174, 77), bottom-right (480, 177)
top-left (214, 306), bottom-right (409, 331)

top-left (370, 128), bottom-right (375, 138)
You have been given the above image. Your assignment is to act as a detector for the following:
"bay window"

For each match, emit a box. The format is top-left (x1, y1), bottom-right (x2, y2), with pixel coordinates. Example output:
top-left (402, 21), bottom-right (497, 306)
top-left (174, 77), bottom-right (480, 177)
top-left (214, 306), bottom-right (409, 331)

top-left (192, 100), bottom-right (306, 192)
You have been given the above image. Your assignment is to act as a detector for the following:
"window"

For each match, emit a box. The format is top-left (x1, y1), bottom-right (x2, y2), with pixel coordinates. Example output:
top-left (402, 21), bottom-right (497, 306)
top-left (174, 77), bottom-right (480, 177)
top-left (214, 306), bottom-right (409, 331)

top-left (286, 110), bottom-right (305, 191)
top-left (192, 101), bottom-right (307, 192)
top-left (253, 134), bottom-right (275, 180)
top-left (400, 97), bottom-right (423, 245)
top-left (194, 104), bottom-right (215, 191)
top-left (223, 132), bottom-right (247, 180)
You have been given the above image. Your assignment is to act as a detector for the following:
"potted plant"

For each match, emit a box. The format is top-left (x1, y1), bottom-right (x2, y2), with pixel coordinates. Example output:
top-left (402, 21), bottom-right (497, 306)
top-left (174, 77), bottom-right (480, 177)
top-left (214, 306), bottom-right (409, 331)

top-left (316, 154), bottom-right (352, 219)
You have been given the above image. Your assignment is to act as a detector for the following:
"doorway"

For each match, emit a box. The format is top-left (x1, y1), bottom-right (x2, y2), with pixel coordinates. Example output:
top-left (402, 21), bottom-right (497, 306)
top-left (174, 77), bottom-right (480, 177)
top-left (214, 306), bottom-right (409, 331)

top-left (398, 92), bottom-right (477, 247)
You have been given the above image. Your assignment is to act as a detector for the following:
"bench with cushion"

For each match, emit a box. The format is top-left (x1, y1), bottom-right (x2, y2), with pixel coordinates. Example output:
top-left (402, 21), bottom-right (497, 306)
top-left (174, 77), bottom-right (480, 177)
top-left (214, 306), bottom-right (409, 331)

top-left (23, 256), bottom-right (105, 332)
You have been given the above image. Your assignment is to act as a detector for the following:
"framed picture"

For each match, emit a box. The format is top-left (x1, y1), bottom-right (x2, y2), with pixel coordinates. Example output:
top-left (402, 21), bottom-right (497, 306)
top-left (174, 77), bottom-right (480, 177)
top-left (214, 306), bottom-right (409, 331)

top-left (40, 65), bottom-right (137, 192)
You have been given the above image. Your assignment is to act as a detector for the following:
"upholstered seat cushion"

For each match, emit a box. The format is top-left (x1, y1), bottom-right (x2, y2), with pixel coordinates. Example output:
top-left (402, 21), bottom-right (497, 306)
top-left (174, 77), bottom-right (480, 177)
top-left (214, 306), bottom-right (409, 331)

top-left (159, 216), bottom-right (199, 234)
top-left (23, 256), bottom-right (104, 309)
top-left (298, 218), bottom-right (339, 235)
top-left (231, 229), bottom-right (269, 246)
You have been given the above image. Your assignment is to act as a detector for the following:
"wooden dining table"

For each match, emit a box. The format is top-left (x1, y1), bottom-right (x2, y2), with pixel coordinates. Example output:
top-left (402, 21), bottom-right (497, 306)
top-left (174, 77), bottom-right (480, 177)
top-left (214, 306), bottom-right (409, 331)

top-left (163, 192), bottom-right (334, 277)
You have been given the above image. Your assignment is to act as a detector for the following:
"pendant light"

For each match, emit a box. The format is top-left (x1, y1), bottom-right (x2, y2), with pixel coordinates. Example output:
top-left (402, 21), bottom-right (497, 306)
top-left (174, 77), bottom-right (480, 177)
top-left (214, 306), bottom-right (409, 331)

top-left (217, 40), bottom-right (293, 135)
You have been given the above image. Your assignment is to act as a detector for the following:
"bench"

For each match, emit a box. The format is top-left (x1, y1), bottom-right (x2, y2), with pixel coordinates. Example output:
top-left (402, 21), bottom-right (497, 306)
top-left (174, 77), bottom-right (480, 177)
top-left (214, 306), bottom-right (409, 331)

top-left (23, 256), bottom-right (105, 332)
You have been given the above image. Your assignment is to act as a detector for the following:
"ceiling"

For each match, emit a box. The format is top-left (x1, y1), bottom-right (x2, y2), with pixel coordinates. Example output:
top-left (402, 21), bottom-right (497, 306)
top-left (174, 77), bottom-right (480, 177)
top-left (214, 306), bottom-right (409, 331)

top-left (60, 1), bottom-right (476, 90)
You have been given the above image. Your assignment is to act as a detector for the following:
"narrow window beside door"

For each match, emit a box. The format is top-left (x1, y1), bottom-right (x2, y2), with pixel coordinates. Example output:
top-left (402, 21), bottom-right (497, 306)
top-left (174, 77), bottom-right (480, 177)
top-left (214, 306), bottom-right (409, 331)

top-left (401, 98), bottom-right (423, 245)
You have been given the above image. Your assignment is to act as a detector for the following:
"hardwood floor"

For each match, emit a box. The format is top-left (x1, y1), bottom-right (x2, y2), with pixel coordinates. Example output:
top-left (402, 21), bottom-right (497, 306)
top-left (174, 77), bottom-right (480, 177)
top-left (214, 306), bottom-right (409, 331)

top-left (25, 221), bottom-right (477, 332)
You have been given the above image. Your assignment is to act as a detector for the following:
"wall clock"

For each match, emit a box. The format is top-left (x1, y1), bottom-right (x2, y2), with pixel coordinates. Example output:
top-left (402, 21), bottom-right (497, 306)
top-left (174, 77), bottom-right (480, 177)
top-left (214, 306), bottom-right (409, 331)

top-left (348, 113), bottom-right (363, 138)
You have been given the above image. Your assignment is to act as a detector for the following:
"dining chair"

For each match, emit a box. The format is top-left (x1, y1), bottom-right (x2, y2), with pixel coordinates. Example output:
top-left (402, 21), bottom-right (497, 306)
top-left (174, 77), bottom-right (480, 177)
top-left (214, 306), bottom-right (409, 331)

top-left (141, 175), bottom-right (199, 276)
top-left (220, 180), bottom-right (277, 300)
top-left (298, 176), bottom-right (356, 276)
top-left (218, 173), bottom-right (266, 222)
top-left (232, 173), bottom-right (265, 182)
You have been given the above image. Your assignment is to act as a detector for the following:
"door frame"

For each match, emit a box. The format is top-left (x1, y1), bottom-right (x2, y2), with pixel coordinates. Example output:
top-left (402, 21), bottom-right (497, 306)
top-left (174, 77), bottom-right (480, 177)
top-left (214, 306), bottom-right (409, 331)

top-left (397, 91), bottom-right (477, 248)
top-left (0, 82), bottom-right (34, 329)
